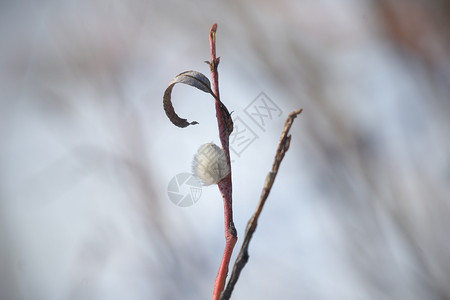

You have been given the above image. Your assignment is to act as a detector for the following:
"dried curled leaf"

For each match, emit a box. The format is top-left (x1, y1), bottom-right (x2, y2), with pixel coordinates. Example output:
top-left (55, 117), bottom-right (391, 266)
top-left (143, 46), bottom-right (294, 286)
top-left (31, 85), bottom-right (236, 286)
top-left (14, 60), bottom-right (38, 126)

top-left (163, 70), bottom-right (216, 128)
top-left (219, 103), bottom-right (234, 135)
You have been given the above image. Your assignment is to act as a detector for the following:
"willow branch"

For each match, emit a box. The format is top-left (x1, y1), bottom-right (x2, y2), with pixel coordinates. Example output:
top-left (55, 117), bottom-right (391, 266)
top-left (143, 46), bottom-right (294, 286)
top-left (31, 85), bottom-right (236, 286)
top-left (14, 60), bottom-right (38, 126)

top-left (209, 23), bottom-right (238, 300)
top-left (220, 108), bottom-right (303, 300)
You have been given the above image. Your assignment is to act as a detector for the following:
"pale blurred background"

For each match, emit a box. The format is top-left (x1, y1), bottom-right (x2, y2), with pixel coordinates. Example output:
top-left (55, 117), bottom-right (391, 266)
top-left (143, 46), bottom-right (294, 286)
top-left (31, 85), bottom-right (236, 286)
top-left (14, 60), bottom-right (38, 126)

top-left (1, 0), bottom-right (449, 299)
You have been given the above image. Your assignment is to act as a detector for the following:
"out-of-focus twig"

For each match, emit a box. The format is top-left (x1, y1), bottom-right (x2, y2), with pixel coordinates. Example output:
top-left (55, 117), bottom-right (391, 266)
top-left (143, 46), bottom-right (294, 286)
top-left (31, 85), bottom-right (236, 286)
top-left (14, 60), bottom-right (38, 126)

top-left (220, 108), bottom-right (303, 300)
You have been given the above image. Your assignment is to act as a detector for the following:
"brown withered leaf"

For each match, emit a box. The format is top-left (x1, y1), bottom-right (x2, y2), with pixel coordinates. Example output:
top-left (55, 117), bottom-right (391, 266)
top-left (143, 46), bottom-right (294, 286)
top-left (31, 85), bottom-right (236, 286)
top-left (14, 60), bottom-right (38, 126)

top-left (163, 70), bottom-right (216, 128)
top-left (219, 103), bottom-right (234, 136)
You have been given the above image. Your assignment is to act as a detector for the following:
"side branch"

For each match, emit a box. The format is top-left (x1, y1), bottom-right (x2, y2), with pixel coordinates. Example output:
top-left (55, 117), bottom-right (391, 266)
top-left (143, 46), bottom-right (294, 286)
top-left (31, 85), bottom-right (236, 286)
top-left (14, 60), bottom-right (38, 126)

top-left (220, 108), bottom-right (303, 300)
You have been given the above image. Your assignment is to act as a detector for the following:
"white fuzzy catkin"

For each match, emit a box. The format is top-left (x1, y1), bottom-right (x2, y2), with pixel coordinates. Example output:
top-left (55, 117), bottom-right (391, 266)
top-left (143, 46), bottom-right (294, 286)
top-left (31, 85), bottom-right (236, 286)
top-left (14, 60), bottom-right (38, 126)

top-left (192, 143), bottom-right (230, 186)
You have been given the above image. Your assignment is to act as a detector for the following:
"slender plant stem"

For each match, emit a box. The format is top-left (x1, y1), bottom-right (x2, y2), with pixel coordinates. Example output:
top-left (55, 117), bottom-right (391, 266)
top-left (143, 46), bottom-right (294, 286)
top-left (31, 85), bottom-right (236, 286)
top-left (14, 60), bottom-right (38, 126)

top-left (208, 23), bottom-right (238, 300)
top-left (220, 109), bottom-right (303, 300)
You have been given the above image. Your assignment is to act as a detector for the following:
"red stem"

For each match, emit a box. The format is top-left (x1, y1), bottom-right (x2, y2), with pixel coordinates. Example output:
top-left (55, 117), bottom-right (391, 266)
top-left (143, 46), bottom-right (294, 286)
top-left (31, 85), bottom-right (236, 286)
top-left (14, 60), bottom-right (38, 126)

top-left (209, 23), bottom-right (237, 300)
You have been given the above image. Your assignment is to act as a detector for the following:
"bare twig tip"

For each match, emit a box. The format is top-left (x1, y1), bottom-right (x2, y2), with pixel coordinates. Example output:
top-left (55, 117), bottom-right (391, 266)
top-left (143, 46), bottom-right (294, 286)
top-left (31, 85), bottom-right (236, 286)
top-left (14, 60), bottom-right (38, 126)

top-left (291, 108), bottom-right (303, 118)
top-left (210, 24), bottom-right (217, 42)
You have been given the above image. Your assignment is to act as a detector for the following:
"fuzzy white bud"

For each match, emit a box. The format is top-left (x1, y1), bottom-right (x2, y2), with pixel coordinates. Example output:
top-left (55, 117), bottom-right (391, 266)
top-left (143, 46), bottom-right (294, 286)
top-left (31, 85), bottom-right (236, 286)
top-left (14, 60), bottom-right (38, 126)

top-left (192, 143), bottom-right (230, 186)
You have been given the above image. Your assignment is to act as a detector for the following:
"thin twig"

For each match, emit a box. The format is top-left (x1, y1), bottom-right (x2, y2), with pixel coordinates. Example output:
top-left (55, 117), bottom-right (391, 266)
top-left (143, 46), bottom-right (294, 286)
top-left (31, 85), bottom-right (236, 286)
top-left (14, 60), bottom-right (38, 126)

top-left (220, 108), bottom-right (303, 300)
top-left (209, 24), bottom-right (238, 300)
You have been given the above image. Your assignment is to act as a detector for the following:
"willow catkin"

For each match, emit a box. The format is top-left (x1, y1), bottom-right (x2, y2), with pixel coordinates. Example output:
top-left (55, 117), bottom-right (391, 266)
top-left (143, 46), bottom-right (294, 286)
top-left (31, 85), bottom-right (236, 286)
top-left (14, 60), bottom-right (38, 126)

top-left (192, 143), bottom-right (230, 186)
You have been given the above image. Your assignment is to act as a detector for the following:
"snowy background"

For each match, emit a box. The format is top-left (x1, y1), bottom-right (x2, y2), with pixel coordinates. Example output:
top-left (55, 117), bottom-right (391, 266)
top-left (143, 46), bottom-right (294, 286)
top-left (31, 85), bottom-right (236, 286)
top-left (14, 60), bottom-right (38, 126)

top-left (1, 0), bottom-right (449, 299)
